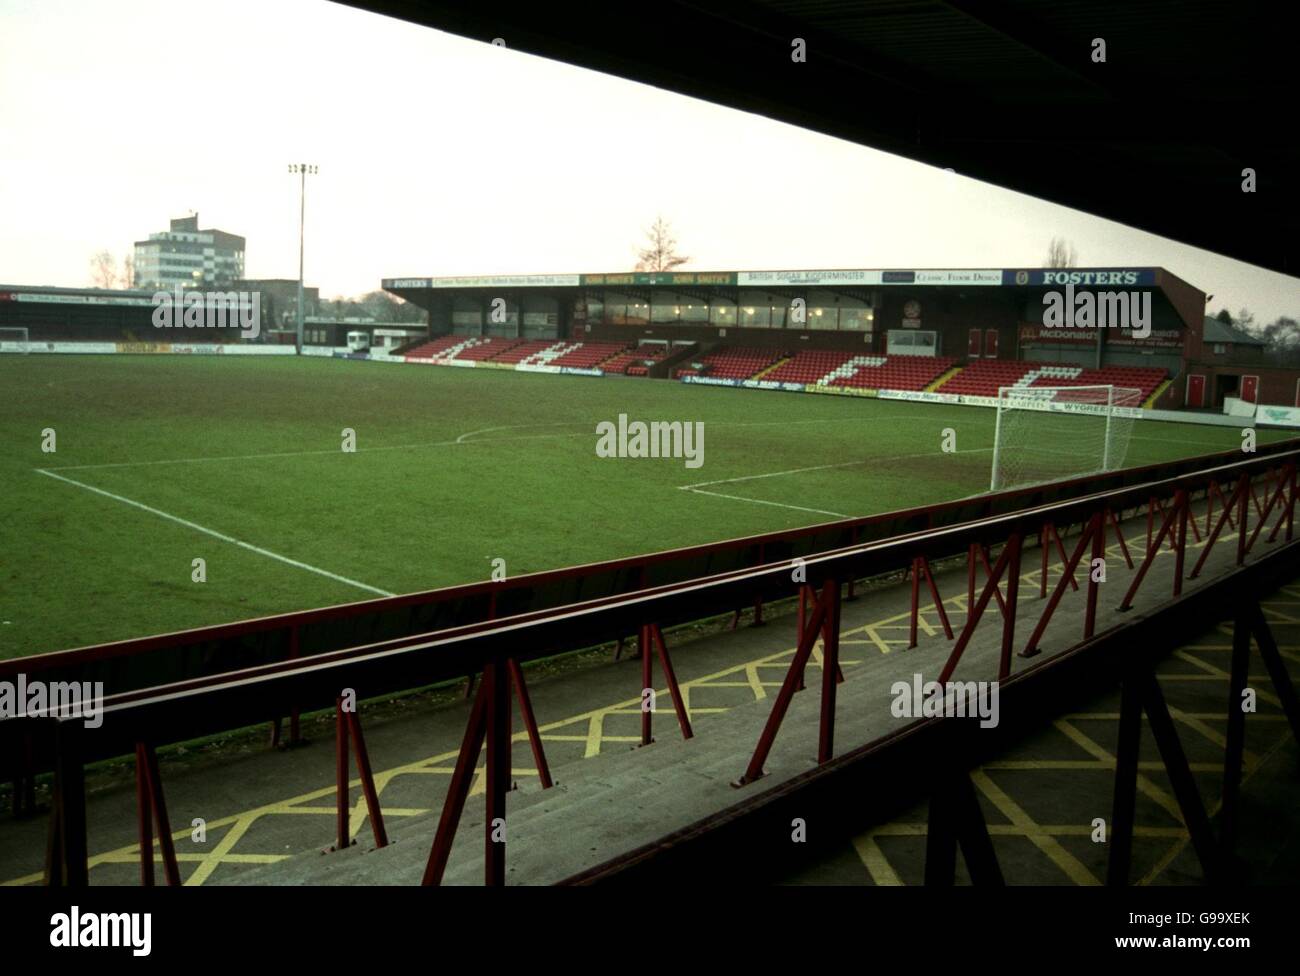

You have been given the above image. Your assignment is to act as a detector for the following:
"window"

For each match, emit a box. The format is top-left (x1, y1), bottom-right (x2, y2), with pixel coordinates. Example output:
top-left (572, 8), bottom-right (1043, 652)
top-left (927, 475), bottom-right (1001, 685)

top-left (839, 306), bottom-right (873, 332)
top-left (806, 306), bottom-right (837, 330)
top-left (681, 302), bottom-right (709, 323)
top-left (650, 302), bottom-right (679, 323)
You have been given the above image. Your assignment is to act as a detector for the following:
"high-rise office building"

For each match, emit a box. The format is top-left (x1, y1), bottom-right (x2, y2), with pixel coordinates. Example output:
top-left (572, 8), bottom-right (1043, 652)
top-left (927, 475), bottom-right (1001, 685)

top-left (133, 214), bottom-right (245, 290)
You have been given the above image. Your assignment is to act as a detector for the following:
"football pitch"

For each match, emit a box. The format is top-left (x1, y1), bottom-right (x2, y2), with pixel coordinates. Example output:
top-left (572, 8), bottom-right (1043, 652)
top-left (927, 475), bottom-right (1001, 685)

top-left (0, 355), bottom-right (1279, 660)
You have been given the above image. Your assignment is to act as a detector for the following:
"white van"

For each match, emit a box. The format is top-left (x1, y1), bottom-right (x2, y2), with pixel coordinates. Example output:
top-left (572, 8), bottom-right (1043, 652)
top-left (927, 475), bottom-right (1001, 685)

top-left (346, 330), bottom-right (370, 353)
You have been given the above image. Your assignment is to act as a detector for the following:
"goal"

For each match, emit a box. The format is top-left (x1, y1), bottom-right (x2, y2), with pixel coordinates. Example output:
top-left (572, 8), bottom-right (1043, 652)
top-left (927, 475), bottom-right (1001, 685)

top-left (0, 327), bottom-right (30, 354)
top-left (990, 384), bottom-right (1143, 492)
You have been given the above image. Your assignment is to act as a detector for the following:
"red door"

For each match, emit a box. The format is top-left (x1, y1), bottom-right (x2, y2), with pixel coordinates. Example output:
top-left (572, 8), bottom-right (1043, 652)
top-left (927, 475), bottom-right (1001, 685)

top-left (1241, 375), bottom-right (1259, 403)
top-left (968, 328), bottom-right (982, 357)
top-left (984, 329), bottom-right (999, 358)
top-left (1186, 374), bottom-right (1206, 407)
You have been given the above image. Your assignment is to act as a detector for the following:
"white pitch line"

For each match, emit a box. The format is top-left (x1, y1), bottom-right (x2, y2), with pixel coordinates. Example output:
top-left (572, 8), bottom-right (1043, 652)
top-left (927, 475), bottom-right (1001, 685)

top-left (680, 459), bottom-right (878, 491)
top-left (679, 447), bottom-right (993, 491)
top-left (676, 447), bottom-right (994, 517)
top-left (35, 415), bottom-right (948, 473)
top-left (680, 488), bottom-right (850, 518)
top-left (36, 469), bottom-right (396, 597)
top-left (37, 431), bottom-right (572, 472)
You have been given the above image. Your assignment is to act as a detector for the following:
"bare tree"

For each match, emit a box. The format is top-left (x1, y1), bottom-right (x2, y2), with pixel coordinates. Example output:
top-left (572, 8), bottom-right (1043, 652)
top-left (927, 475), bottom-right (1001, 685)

top-left (90, 250), bottom-right (118, 289)
top-left (635, 216), bottom-right (689, 273)
top-left (121, 253), bottom-right (135, 289)
top-left (356, 290), bottom-right (425, 323)
top-left (1044, 237), bottom-right (1078, 268)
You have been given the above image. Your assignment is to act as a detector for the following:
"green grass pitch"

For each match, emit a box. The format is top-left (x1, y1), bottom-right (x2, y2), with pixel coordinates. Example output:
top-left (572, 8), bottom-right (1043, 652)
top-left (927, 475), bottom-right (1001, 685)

top-left (0, 355), bottom-right (1278, 659)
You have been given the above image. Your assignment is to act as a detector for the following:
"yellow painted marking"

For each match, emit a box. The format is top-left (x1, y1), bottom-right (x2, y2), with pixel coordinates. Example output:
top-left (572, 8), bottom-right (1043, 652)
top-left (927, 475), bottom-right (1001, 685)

top-left (185, 814), bottom-right (258, 886)
top-left (1054, 719), bottom-right (1186, 823)
top-left (984, 760), bottom-right (1224, 773)
top-left (1136, 729), bottom-right (1296, 885)
top-left (1174, 650), bottom-right (1285, 708)
top-left (970, 770), bottom-right (1100, 885)
top-left (852, 833), bottom-right (904, 886)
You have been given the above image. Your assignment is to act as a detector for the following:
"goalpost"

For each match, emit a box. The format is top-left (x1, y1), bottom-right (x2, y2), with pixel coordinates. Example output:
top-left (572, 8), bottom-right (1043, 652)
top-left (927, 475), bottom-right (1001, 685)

top-left (0, 327), bottom-right (30, 354)
top-left (990, 384), bottom-right (1143, 492)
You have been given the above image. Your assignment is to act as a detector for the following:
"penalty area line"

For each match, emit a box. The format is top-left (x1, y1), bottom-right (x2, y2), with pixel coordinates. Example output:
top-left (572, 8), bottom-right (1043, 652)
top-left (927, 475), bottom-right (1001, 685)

top-left (35, 469), bottom-right (396, 598)
top-left (679, 487), bottom-right (850, 518)
top-left (676, 447), bottom-right (993, 517)
top-left (679, 447), bottom-right (993, 490)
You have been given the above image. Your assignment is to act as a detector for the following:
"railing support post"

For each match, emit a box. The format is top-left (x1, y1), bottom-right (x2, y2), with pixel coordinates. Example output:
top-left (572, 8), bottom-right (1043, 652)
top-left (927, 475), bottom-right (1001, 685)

top-left (924, 744), bottom-right (1003, 886)
top-left (817, 579), bottom-right (843, 763)
top-left (422, 679), bottom-right (488, 886)
top-left (44, 720), bottom-right (88, 887)
top-left (483, 659), bottom-right (511, 886)
top-left (508, 659), bottom-right (555, 789)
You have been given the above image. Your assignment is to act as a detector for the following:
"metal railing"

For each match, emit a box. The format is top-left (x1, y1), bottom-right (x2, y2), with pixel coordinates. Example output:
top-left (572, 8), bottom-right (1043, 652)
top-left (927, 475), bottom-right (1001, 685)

top-left (16, 444), bottom-right (1300, 886)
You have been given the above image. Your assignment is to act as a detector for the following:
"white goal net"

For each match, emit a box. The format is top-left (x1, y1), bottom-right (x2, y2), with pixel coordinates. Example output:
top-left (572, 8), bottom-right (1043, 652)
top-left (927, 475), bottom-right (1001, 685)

top-left (990, 384), bottom-right (1143, 492)
top-left (0, 327), bottom-right (30, 354)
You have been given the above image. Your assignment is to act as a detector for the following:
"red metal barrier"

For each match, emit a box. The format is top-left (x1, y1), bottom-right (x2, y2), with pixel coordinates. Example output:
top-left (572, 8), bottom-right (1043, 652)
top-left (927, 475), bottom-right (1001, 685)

top-left (20, 446), bottom-right (1300, 886)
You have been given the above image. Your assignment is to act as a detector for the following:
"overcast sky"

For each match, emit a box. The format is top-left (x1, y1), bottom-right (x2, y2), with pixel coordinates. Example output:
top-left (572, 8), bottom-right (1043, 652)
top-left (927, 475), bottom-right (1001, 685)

top-left (1, 0), bottom-right (1296, 323)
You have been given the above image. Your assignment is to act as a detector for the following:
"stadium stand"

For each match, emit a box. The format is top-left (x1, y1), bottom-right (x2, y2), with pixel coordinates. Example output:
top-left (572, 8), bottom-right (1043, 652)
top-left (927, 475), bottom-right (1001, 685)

top-left (547, 341), bottom-right (629, 369)
top-left (399, 338), bottom-right (1164, 408)
top-left (624, 348), bottom-right (673, 376)
top-left (487, 339), bottom-right (560, 364)
top-left (599, 343), bottom-right (674, 376)
top-left (761, 349), bottom-right (857, 384)
top-left (400, 336), bottom-right (628, 368)
top-left (454, 338), bottom-right (522, 361)
top-left (829, 354), bottom-right (957, 391)
top-left (517, 341), bottom-right (584, 366)
top-left (937, 360), bottom-right (1167, 400)
top-left (675, 345), bottom-right (786, 380)
top-left (762, 351), bottom-right (956, 391)
top-left (403, 334), bottom-right (473, 359)
top-left (1054, 366), bottom-right (1167, 402)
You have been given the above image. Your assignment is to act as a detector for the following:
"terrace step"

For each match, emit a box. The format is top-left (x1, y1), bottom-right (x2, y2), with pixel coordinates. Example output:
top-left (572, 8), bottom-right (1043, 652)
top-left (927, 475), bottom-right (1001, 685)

top-left (927, 365), bottom-right (962, 392)
top-left (751, 356), bottom-right (790, 381)
top-left (1146, 377), bottom-right (1173, 409)
top-left (226, 662), bottom-right (848, 886)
